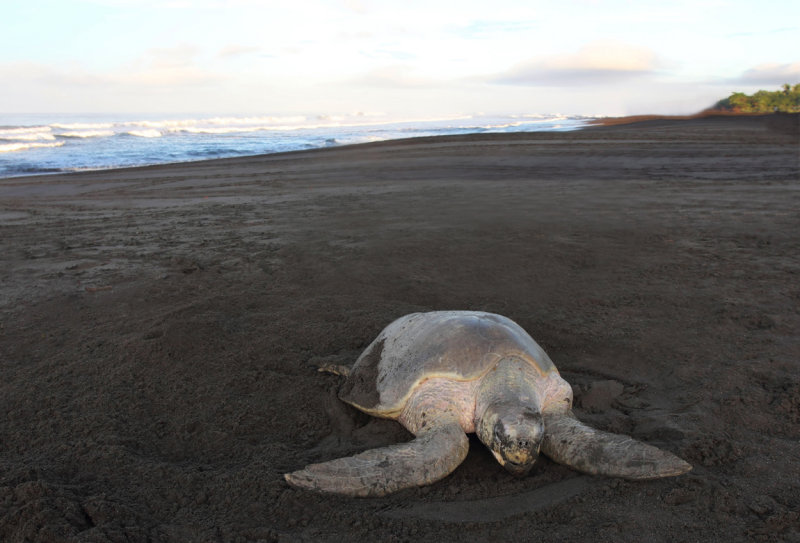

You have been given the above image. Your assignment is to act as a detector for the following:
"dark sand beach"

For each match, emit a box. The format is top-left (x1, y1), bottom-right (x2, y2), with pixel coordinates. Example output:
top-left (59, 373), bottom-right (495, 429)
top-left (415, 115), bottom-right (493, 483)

top-left (1, 114), bottom-right (799, 542)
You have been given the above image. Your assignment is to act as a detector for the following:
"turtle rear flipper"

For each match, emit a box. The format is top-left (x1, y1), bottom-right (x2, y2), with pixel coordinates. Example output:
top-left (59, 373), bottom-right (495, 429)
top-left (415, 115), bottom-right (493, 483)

top-left (542, 411), bottom-right (691, 479)
top-left (284, 421), bottom-right (469, 497)
top-left (317, 363), bottom-right (351, 377)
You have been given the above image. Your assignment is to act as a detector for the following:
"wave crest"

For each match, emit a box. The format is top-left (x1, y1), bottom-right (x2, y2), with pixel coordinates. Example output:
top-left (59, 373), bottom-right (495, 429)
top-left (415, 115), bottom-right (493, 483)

top-left (125, 129), bottom-right (162, 138)
top-left (56, 130), bottom-right (116, 139)
top-left (0, 126), bottom-right (55, 141)
top-left (51, 122), bottom-right (114, 130)
top-left (0, 141), bottom-right (65, 153)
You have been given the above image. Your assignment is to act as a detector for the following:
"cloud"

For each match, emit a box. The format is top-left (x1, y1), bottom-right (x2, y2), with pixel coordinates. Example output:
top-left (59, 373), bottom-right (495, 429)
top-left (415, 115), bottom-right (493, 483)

top-left (116, 66), bottom-right (220, 87)
top-left (492, 41), bottom-right (661, 86)
top-left (731, 62), bottom-right (800, 85)
top-left (82, 0), bottom-right (265, 7)
top-left (0, 61), bottom-right (105, 88)
top-left (341, 0), bottom-right (368, 14)
top-left (135, 44), bottom-right (200, 70)
top-left (218, 45), bottom-right (262, 59)
top-left (452, 20), bottom-right (537, 39)
top-left (113, 44), bottom-right (222, 86)
top-left (0, 59), bottom-right (235, 113)
top-left (1, 44), bottom-right (221, 99)
top-left (726, 26), bottom-right (800, 38)
top-left (351, 65), bottom-right (441, 89)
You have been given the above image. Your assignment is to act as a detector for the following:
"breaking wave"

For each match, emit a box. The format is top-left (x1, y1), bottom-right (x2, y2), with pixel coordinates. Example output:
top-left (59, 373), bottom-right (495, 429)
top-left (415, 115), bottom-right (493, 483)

top-left (0, 141), bottom-right (65, 153)
top-left (125, 129), bottom-right (163, 138)
top-left (56, 130), bottom-right (116, 139)
top-left (0, 126), bottom-right (55, 142)
top-left (51, 122), bottom-right (114, 130)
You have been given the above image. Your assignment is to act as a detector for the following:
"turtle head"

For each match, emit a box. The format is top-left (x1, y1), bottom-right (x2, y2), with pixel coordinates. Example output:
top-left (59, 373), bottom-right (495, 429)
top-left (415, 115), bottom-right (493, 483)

top-left (477, 402), bottom-right (544, 476)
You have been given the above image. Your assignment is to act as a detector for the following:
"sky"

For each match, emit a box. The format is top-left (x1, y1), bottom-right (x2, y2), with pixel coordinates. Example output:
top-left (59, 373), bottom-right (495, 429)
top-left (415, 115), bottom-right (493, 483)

top-left (1, 0), bottom-right (798, 117)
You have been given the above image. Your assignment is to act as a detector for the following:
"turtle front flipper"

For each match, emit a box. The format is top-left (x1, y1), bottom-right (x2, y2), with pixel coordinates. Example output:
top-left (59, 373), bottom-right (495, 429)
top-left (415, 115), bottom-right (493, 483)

top-left (284, 421), bottom-right (468, 497)
top-left (542, 411), bottom-right (691, 479)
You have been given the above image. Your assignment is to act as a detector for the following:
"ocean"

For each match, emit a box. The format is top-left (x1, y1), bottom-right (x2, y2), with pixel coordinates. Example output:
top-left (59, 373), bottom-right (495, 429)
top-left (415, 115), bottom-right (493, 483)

top-left (0, 113), bottom-right (591, 179)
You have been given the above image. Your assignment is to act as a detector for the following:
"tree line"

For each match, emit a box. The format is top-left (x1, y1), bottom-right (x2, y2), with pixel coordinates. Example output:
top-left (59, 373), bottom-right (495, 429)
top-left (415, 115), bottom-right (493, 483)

top-left (712, 83), bottom-right (800, 113)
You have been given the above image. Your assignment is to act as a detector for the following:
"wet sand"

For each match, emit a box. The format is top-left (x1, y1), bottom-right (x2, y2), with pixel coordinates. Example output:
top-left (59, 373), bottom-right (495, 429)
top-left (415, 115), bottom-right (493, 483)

top-left (1, 114), bottom-right (799, 542)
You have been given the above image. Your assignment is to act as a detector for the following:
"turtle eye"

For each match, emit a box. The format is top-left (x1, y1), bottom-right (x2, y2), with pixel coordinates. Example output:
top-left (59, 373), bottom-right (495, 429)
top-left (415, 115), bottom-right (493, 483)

top-left (493, 421), bottom-right (507, 442)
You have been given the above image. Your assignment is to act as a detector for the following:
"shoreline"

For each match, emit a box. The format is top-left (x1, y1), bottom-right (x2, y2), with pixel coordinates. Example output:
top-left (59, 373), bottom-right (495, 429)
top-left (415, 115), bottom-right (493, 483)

top-left (1, 112), bottom-right (796, 183)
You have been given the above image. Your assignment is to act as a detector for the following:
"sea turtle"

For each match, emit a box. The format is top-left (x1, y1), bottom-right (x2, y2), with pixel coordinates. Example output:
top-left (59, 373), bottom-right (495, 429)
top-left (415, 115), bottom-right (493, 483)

top-left (285, 311), bottom-right (691, 497)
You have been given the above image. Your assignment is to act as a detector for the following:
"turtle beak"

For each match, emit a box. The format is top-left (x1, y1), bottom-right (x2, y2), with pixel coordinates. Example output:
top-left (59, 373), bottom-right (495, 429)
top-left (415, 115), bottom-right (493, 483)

top-left (498, 443), bottom-right (540, 476)
top-left (490, 446), bottom-right (540, 476)
top-left (492, 417), bottom-right (543, 476)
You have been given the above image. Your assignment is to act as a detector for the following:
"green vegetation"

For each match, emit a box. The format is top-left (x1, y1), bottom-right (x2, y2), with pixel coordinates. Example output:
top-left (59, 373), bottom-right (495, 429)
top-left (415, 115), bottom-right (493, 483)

top-left (712, 84), bottom-right (800, 113)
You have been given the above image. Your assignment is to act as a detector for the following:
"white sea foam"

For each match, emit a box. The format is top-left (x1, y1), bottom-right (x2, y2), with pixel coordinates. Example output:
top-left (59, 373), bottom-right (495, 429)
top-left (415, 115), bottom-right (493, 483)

top-left (0, 126), bottom-right (55, 141)
top-left (56, 130), bottom-right (116, 139)
top-left (0, 132), bottom-right (57, 142)
top-left (200, 115), bottom-right (307, 126)
top-left (176, 126), bottom-right (251, 135)
top-left (127, 114), bottom-right (475, 135)
top-left (128, 115), bottom-right (309, 131)
top-left (132, 119), bottom-right (200, 129)
top-left (0, 141), bottom-right (65, 153)
top-left (483, 121), bottom-right (525, 129)
top-left (126, 129), bottom-right (162, 138)
top-left (0, 125), bottom-right (51, 135)
top-left (51, 122), bottom-right (114, 130)
top-left (331, 135), bottom-right (386, 146)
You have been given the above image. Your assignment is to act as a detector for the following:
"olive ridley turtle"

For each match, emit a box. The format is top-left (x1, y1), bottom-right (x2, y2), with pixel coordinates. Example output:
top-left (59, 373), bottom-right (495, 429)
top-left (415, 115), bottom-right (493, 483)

top-left (285, 311), bottom-right (691, 497)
